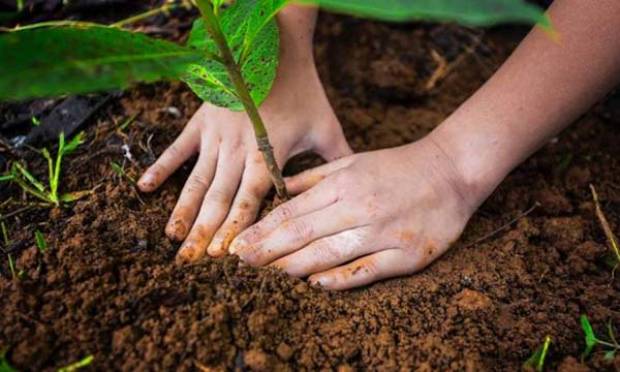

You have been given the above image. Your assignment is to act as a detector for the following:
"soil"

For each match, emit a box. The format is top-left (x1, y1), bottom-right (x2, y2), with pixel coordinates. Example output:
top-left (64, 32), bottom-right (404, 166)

top-left (1, 10), bottom-right (620, 372)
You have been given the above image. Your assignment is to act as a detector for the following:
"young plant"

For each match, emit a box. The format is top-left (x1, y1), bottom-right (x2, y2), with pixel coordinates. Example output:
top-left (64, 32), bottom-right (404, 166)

top-left (523, 335), bottom-right (551, 372)
top-left (0, 132), bottom-right (89, 207)
top-left (0, 0), bottom-right (549, 198)
top-left (580, 315), bottom-right (619, 362)
top-left (110, 161), bottom-right (136, 184)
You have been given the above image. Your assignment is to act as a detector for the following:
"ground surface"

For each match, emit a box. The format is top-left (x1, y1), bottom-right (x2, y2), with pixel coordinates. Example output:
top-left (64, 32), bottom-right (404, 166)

top-left (1, 7), bottom-right (620, 372)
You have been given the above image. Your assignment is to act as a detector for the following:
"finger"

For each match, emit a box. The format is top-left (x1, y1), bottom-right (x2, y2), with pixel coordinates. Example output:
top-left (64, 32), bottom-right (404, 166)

top-left (236, 202), bottom-right (363, 266)
top-left (165, 142), bottom-right (218, 241)
top-left (270, 226), bottom-right (377, 277)
top-left (176, 146), bottom-right (245, 264)
top-left (138, 124), bottom-right (200, 192)
top-left (206, 161), bottom-right (272, 257)
top-left (285, 155), bottom-right (354, 195)
top-left (229, 176), bottom-right (341, 255)
top-left (308, 249), bottom-right (413, 291)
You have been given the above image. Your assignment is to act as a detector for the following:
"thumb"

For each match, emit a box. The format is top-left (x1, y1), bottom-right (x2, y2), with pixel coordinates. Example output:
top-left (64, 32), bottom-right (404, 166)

top-left (285, 154), bottom-right (354, 195)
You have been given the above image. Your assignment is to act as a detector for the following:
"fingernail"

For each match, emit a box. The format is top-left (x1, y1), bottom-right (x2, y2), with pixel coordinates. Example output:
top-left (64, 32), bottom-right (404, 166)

top-left (207, 237), bottom-right (225, 257)
top-left (138, 173), bottom-right (155, 190)
top-left (166, 219), bottom-right (187, 241)
top-left (175, 244), bottom-right (196, 265)
top-left (228, 238), bottom-right (247, 255)
top-left (310, 275), bottom-right (333, 288)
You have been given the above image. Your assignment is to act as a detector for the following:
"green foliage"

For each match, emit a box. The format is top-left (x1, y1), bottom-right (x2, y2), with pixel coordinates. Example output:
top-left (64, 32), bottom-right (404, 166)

top-left (524, 335), bottom-right (551, 371)
top-left (580, 315), bottom-right (619, 361)
top-left (581, 315), bottom-right (597, 359)
top-left (301, 0), bottom-right (550, 29)
top-left (7, 254), bottom-right (17, 280)
top-left (0, 133), bottom-right (90, 206)
top-left (57, 355), bottom-right (94, 372)
top-left (110, 161), bottom-right (136, 184)
top-left (0, 26), bottom-right (202, 101)
top-left (0, 0), bottom-right (548, 109)
top-left (34, 230), bottom-right (47, 253)
top-left (184, 0), bottom-right (286, 110)
top-left (0, 349), bottom-right (17, 372)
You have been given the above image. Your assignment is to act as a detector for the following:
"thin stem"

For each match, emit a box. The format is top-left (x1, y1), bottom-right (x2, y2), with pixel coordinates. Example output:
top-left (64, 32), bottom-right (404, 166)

top-left (195, 0), bottom-right (289, 199)
top-left (111, 1), bottom-right (190, 28)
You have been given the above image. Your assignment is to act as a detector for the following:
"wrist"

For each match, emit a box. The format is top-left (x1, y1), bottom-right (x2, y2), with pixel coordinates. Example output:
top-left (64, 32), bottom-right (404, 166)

top-left (424, 121), bottom-right (511, 212)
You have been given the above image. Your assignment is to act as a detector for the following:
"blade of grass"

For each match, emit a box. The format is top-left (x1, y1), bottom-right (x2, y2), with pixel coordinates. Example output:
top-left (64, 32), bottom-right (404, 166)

top-left (13, 163), bottom-right (46, 193)
top-left (41, 148), bottom-right (55, 191)
top-left (1, 221), bottom-right (9, 245)
top-left (35, 230), bottom-right (47, 253)
top-left (57, 355), bottom-right (94, 372)
top-left (8, 253), bottom-right (17, 279)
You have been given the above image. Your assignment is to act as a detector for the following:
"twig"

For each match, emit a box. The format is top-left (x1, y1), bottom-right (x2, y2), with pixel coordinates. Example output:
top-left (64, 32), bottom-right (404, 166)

top-left (465, 202), bottom-right (540, 248)
top-left (590, 184), bottom-right (620, 268)
top-left (0, 205), bottom-right (34, 221)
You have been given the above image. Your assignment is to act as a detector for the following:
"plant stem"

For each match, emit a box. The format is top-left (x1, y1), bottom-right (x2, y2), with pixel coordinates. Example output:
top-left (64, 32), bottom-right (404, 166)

top-left (195, 0), bottom-right (289, 200)
top-left (111, 1), bottom-right (190, 28)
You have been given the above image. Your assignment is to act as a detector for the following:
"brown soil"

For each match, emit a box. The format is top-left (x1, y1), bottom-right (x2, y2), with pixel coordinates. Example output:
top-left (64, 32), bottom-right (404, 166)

top-left (2, 13), bottom-right (620, 372)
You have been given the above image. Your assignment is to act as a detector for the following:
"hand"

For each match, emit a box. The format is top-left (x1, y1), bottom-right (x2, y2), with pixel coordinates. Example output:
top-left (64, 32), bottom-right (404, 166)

top-left (230, 137), bottom-right (480, 290)
top-left (138, 46), bottom-right (351, 263)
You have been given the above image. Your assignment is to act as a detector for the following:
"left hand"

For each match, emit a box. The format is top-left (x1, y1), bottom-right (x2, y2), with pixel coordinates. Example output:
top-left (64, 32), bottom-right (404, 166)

top-left (230, 137), bottom-right (480, 290)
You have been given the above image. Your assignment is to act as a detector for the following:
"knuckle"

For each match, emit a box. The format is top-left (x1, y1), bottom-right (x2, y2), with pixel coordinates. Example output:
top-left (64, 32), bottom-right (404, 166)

top-left (362, 259), bottom-right (380, 279)
top-left (165, 143), bottom-right (183, 160)
top-left (275, 204), bottom-right (295, 222)
top-left (314, 240), bottom-right (341, 262)
top-left (205, 188), bottom-right (230, 205)
top-left (186, 174), bottom-right (210, 193)
top-left (284, 220), bottom-right (313, 242)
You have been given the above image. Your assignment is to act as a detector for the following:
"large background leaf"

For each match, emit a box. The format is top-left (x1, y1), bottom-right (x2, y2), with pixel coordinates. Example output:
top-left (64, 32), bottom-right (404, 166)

top-left (0, 26), bottom-right (202, 101)
top-left (183, 0), bottom-right (283, 110)
top-left (300, 0), bottom-right (550, 29)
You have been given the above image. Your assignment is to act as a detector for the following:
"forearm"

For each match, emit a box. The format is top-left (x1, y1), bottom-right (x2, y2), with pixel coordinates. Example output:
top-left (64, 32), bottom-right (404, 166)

top-left (277, 5), bottom-right (318, 65)
top-left (428, 0), bottom-right (620, 206)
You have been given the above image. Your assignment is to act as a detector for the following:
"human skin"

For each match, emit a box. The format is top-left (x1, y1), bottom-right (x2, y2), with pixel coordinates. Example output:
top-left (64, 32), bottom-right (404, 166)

top-left (230, 0), bottom-right (620, 290)
top-left (137, 6), bottom-right (352, 262)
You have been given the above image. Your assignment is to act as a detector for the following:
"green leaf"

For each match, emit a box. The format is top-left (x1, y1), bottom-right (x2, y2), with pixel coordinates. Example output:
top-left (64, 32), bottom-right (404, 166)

top-left (0, 174), bottom-right (14, 182)
top-left (604, 350), bottom-right (616, 361)
top-left (524, 335), bottom-right (551, 372)
top-left (59, 190), bottom-right (91, 203)
top-left (13, 163), bottom-right (46, 193)
top-left (34, 230), bottom-right (47, 253)
top-left (61, 132), bottom-right (85, 156)
top-left (0, 26), bottom-right (202, 101)
top-left (0, 349), bottom-right (17, 372)
top-left (57, 355), bottom-right (94, 372)
top-left (299, 0), bottom-right (551, 29)
top-left (183, 0), bottom-right (281, 110)
top-left (580, 315), bottom-right (598, 359)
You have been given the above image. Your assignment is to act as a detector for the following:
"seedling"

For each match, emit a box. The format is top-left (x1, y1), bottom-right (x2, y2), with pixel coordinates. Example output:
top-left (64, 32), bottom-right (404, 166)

top-left (57, 355), bottom-right (94, 372)
top-left (580, 315), bottom-right (619, 361)
top-left (0, 132), bottom-right (90, 207)
top-left (524, 335), bottom-right (551, 371)
top-left (0, 0), bottom-right (549, 199)
top-left (34, 229), bottom-right (47, 253)
top-left (110, 161), bottom-right (136, 184)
